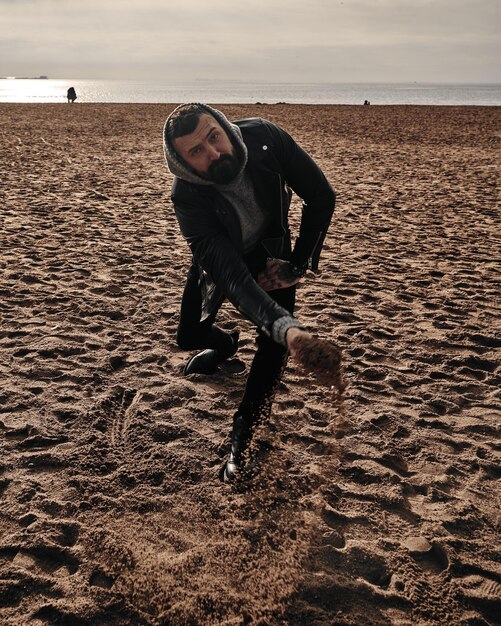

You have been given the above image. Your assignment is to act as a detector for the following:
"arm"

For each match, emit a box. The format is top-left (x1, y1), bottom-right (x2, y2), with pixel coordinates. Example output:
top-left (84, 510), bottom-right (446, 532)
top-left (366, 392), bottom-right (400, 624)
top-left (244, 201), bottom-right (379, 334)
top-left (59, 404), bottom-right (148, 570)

top-left (173, 196), bottom-right (292, 336)
top-left (262, 120), bottom-right (336, 272)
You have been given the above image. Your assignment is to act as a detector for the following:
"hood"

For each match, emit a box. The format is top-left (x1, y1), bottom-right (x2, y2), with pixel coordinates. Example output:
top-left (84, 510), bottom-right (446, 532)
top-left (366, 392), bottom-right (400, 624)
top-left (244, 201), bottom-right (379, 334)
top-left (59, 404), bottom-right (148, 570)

top-left (163, 103), bottom-right (248, 186)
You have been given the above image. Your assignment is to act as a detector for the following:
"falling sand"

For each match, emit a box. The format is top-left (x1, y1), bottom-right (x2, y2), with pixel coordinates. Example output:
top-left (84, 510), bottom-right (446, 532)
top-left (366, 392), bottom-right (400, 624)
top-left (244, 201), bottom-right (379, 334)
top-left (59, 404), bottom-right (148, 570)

top-left (290, 335), bottom-right (344, 392)
top-left (1, 103), bottom-right (500, 625)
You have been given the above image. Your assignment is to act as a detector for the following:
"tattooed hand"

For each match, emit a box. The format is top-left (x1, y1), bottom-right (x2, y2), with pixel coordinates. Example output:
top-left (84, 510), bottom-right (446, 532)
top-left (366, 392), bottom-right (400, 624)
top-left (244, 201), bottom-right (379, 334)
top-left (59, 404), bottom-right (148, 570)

top-left (257, 258), bottom-right (303, 292)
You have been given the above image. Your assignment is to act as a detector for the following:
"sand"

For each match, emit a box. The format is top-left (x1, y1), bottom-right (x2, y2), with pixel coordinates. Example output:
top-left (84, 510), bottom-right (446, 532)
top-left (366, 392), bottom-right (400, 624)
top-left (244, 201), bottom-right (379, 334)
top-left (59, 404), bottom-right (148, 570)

top-left (1, 103), bottom-right (500, 625)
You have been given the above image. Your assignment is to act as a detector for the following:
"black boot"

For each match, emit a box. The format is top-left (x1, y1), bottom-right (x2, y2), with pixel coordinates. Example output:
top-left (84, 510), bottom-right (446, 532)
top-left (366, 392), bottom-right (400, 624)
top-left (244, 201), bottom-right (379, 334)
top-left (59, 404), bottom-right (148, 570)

top-left (184, 331), bottom-right (238, 375)
top-left (223, 412), bottom-right (254, 483)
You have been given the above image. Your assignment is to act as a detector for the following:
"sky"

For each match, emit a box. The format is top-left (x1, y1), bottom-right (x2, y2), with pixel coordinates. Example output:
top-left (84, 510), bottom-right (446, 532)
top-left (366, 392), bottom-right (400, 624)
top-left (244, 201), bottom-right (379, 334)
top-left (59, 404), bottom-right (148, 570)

top-left (1, 0), bottom-right (499, 83)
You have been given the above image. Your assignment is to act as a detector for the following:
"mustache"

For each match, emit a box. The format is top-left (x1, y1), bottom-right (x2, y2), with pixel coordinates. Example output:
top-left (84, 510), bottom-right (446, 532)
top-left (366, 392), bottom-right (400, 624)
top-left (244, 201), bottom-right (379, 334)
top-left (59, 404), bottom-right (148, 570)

top-left (207, 153), bottom-right (240, 183)
top-left (208, 153), bottom-right (234, 172)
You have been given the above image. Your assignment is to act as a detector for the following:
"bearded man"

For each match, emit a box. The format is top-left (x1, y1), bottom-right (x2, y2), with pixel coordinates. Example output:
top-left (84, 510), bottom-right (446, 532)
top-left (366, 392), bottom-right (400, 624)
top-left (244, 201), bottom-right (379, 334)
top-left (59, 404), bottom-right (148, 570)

top-left (163, 103), bottom-right (336, 482)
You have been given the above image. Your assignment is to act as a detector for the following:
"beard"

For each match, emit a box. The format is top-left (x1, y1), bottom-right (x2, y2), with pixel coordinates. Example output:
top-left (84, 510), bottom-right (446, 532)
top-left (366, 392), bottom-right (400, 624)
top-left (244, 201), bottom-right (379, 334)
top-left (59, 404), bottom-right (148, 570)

top-left (207, 153), bottom-right (241, 184)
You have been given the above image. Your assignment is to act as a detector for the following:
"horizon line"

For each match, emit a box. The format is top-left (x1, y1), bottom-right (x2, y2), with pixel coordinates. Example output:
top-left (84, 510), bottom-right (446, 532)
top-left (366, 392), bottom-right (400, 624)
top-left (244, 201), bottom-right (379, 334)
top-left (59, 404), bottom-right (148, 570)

top-left (2, 77), bottom-right (501, 86)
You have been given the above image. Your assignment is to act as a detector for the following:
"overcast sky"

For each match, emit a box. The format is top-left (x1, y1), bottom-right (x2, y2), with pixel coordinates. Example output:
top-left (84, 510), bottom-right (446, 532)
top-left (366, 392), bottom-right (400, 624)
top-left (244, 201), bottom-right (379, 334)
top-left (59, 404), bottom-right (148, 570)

top-left (1, 0), bottom-right (499, 82)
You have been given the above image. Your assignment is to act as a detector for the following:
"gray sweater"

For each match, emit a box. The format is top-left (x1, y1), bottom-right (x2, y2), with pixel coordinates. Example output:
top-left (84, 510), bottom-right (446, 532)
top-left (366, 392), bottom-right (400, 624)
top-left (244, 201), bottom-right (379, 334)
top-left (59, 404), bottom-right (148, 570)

top-left (216, 171), bottom-right (270, 253)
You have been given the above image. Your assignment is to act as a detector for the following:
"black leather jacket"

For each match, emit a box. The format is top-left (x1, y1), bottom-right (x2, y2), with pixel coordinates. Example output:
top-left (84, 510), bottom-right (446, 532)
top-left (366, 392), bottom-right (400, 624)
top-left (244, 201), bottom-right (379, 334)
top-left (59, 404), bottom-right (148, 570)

top-left (171, 118), bottom-right (335, 335)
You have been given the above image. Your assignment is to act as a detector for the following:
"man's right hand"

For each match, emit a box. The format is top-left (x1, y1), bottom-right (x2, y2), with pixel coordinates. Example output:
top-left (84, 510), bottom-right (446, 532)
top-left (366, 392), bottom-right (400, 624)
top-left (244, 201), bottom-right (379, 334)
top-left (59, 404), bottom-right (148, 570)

top-left (286, 327), bottom-right (312, 358)
top-left (286, 327), bottom-right (344, 392)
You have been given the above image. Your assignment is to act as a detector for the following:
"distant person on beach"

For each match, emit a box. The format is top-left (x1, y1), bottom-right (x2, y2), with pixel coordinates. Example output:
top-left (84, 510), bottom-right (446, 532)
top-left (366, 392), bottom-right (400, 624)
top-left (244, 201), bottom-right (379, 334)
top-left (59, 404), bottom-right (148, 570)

top-left (364, 99), bottom-right (370, 105)
top-left (163, 103), bottom-right (339, 482)
top-left (67, 87), bottom-right (77, 103)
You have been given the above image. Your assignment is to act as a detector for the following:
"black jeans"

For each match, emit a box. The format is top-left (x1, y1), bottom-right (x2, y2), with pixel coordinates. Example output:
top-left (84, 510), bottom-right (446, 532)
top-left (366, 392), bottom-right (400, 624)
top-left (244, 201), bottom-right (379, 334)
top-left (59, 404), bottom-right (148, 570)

top-left (177, 254), bottom-right (296, 424)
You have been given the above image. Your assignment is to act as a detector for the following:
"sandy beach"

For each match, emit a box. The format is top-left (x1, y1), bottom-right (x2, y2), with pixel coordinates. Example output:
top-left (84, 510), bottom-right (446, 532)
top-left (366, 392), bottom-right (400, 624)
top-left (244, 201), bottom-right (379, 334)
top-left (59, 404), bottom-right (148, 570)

top-left (1, 103), bottom-right (500, 625)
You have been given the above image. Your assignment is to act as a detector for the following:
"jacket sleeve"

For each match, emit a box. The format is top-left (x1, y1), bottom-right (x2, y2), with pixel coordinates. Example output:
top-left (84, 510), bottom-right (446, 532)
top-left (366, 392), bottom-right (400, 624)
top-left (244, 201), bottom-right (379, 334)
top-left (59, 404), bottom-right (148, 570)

top-left (262, 120), bottom-right (336, 271)
top-left (173, 197), bottom-right (292, 334)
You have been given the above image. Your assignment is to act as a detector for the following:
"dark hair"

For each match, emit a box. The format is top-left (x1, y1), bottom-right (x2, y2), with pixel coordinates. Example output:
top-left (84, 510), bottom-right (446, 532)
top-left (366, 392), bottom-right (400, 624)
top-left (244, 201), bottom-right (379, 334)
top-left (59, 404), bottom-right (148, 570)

top-left (166, 103), bottom-right (207, 143)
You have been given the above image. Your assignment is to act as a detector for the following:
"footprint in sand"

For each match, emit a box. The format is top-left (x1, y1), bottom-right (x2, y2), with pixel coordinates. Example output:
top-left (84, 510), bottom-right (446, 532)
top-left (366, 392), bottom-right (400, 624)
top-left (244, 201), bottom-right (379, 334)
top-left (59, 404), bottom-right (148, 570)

top-left (53, 408), bottom-right (81, 423)
top-left (152, 421), bottom-right (192, 443)
top-left (89, 568), bottom-right (115, 589)
top-left (12, 544), bottom-right (80, 576)
top-left (1, 421), bottom-right (68, 470)
top-left (32, 603), bottom-right (100, 625)
top-left (315, 541), bottom-right (394, 591)
top-left (87, 386), bottom-right (139, 448)
top-left (458, 574), bottom-right (501, 611)
top-left (17, 433), bottom-right (69, 450)
top-left (0, 571), bottom-right (58, 609)
top-left (403, 536), bottom-right (449, 574)
top-left (2, 517), bottom-right (81, 581)
top-left (281, 432), bottom-right (333, 457)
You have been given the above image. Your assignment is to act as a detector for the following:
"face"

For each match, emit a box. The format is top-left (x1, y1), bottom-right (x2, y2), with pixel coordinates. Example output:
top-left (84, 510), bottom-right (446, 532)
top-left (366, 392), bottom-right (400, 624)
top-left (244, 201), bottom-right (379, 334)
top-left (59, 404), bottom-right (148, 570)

top-left (174, 113), bottom-right (240, 184)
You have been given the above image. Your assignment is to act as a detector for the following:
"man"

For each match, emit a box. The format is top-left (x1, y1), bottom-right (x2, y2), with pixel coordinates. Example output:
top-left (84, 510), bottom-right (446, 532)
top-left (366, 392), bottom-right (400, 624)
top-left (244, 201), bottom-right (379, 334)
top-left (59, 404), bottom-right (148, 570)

top-left (67, 87), bottom-right (77, 103)
top-left (163, 103), bottom-right (336, 482)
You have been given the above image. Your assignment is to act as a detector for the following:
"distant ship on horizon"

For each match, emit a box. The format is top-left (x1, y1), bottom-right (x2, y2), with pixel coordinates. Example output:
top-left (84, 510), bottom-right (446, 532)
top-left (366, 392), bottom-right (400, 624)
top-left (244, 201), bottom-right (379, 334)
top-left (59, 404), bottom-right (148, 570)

top-left (1, 75), bottom-right (49, 80)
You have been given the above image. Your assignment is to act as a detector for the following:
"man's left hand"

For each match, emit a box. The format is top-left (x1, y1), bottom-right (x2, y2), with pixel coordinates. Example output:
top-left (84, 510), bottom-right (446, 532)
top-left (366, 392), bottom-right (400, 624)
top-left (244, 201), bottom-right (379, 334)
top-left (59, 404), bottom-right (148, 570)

top-left (257, 259), bottom-right (303, 292)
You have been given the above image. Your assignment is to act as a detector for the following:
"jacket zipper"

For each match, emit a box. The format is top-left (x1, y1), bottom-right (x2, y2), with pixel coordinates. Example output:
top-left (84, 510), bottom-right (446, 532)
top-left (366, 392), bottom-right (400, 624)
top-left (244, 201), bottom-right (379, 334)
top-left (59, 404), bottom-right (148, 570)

top-left (308, 230), bottom-right (324, 269)
top-left (262, 173), bottom-right (286, 258)
top-left (278, 174), bottom-right (285, 232)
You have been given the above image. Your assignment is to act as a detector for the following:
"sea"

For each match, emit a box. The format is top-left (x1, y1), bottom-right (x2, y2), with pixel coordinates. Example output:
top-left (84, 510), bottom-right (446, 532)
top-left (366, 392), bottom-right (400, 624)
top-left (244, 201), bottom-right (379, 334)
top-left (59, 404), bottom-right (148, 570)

top-left (0, 79), bottom-right (500, 106)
